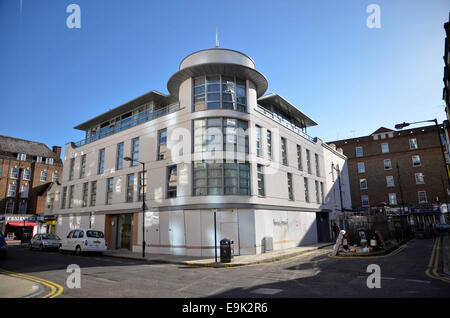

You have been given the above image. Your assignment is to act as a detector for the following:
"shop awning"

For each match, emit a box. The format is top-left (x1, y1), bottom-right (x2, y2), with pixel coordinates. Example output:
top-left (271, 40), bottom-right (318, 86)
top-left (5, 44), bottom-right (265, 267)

top-left (8, 221), bottom-right (37, 227)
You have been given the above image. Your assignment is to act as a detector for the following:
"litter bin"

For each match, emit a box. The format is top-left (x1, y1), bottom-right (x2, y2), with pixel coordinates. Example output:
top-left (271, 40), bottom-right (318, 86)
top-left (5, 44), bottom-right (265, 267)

top-left (220, 238), bottom-right (234, 263)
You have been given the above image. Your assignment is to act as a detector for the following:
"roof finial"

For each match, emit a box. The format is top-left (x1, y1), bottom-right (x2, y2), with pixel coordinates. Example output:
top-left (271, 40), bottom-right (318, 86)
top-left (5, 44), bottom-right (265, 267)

top-left (215, 26), bottom-right (219, 48)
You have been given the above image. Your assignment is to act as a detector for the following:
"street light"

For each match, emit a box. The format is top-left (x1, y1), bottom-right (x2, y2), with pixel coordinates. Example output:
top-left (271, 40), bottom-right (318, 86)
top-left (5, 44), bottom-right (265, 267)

top-left (124, 156), bottom-right (146, 258)
top-left (394, 118), bottom-right (450, 206)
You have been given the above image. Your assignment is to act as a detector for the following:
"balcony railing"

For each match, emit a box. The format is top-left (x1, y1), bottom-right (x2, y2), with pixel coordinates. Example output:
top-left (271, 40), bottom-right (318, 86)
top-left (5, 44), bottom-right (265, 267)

top-left (73, 103), bottom-right (181, 148)
top-left (255, 105), bottom-right (316, 143)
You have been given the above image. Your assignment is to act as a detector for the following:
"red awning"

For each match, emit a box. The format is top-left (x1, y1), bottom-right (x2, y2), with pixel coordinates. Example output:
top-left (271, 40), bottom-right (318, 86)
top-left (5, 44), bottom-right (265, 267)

top-left (7, 221), bottom-right (37, 227)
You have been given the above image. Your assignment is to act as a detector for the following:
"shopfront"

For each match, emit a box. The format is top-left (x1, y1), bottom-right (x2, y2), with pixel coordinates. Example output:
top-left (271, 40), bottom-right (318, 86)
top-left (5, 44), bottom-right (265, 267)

top-left (4, 215), bottom-right (38, 243)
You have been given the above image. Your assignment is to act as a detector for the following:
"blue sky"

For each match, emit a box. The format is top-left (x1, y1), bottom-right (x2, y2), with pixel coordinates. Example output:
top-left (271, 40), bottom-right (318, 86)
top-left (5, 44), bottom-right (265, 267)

top-left (0, 0), bottom-right (449, 158)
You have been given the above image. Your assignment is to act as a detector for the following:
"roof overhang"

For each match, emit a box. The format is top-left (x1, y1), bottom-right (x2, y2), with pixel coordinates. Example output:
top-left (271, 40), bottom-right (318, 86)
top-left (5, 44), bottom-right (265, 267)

top-left (167, 63), bottom-right (268, 98)
top-left (257, 93), bottom-right (318, 127)
top-left (74, 90), bottom-right (177, 131)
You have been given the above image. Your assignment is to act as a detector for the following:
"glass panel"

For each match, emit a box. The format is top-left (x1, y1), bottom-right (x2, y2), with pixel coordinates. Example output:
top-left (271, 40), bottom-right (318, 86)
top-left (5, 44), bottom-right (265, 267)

top-left (207, 84), bottom-right (220, 92)
top-left (194, 94), bottom-right (205, 103)
top-left (194, 77), bottom-right (205, 86)
top-left (207, 93), bottom-right (220, 101)
top-left (206, 75), bottom-right (220, 83)
top-left (207, 102), bottom-right (221, 109)
top-left (194, 86), bottom-right (205, 95)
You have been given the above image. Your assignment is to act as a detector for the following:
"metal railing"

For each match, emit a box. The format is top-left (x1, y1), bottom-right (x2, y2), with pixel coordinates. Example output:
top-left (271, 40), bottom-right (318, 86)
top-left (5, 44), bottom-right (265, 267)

top-left (73, 103), bottom-right (181, 147)
top-left (255, 105), bottom-right (316, 143)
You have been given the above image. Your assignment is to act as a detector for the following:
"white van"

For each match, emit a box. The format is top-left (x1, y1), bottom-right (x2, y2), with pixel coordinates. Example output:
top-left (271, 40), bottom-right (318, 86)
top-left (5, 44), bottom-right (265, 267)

top-left (59, 229), bottom-right (107, 255)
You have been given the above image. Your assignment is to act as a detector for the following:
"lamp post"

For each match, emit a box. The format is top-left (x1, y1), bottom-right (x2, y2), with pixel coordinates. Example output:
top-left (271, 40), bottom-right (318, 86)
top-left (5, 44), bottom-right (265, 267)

top-left (395, 119), bottom-right (450, 206)
top-left (124, 157), bottom-right (146, 258)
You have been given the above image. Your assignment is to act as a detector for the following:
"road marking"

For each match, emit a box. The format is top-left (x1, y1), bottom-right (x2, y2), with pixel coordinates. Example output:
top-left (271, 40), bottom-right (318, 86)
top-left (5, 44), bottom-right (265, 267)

top-left (328, 243), bottom-right (408, 259)
top-left (0, 268), bottom-right (64, 298)
top-left (425, 236), bottom-right (450, 284)
top-left (405, 279), bottom-right (431, 284)
top-left (251, 288), bottom-right (283, 295)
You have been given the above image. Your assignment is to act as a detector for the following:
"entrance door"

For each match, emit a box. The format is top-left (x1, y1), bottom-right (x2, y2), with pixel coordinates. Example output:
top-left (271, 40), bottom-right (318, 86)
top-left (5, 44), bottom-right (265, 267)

top-left (117, 214), bottom-right (132, 250)
top-left (316, 213), bottom-right (330, 243)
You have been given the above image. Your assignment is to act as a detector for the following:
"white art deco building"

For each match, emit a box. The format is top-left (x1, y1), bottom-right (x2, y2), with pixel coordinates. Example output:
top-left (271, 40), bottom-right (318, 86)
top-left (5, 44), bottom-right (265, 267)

top-left (47, 47), bottom-right (351, 256)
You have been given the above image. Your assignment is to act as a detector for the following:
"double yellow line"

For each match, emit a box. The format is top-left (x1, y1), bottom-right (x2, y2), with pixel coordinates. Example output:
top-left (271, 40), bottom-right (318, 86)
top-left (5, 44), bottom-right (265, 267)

top-left (0, 268), bottom-right (64, 298)
top-left (425, 236), bottom-right (450, 283)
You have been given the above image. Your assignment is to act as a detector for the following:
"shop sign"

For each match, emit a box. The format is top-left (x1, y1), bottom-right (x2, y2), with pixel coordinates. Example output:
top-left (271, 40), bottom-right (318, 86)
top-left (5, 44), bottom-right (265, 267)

top-left (6, 216), bottom-right (37, 222)
top-left (273, 219), bottom-right (288, 226)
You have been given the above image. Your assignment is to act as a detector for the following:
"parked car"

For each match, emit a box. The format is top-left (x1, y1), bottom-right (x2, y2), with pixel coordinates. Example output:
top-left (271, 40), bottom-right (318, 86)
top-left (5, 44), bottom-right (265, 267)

top-left (0, 234), bottom-right (7, 259)
top-left (29, 233), bottom-right (61, 251)
top-left (59, 229), bottom-right (107, 255)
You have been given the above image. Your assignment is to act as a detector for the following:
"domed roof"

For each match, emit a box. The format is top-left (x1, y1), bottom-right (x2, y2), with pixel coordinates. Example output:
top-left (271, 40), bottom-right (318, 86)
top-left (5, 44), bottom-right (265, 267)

top-left (167, 48), bottom-right (268, 97)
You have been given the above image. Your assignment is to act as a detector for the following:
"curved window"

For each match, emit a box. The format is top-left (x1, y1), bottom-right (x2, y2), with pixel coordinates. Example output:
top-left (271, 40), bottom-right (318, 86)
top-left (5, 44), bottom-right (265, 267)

top-left (193, 161), bottom-right (250, 196)
top-left (193, 118), bottom-right (249, 153)
top-left (193, 75), bottom-right (247, 112)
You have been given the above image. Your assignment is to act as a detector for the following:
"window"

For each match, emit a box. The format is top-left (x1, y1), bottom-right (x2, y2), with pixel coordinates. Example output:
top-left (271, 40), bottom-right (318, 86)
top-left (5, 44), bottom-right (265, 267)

top-left (5, 201), bottom-right (14, 213)
top-left (193, 161), bottom-right (250, 196)
top-left (68, 185), bottom-right (74, 208)
top-left (255, 125), bottom-right (262, 157)
top-left (167, 166), bottom-right (178, 198)
top-left (18, 201), bottom-right (27, 213)
top-left (116, 143), bottom-right (124, 170)
top-left (306, 149), bottom-right (311, 174)
top-left (320, 182), bottom-right (325, 204)
top-left (45, 158), bottom-right (54, 165)
top-left (17, 153), bottom-right (26, 161)
top-left (355, 146), bottom-right (363, 157)
top-left (90, 181), bottom-right (97, 206)
top-left (11, 168), bottom-right (19, 179)
top-left (304, 178), bottom-right (309, 203)
top-left (52, 171), bottom-right (59, 182)
top-left (194, 118), bottom-right (249, 153)
top-left (106, 178), bottom-right (113, 205)
top-left (415, 173), bottom-right (425, 184)
top-left (138, 171), bottom-right (147, 202)
top-left (418, 191), bottom-right (427, 203)
top-left (8, 184), bottom-right (17, 197)
top-left (36, 156), bottom-right (43, 163)
top-left (287, 173), bottom-right (294, 201)
top-left (357, 162), bottom-right (365, 173)
top-left (297, 145), bottom-right (303, 170)
top-left (80, 154), bottom-right (86, 178)
top-left (131, 138), bottom-right (139, 166)
top-left (361, 195), bottom-right (369, 207)
top-left (360, 178), bottom-right (368, 190)
top-left (381, 143), bottom-right (389, 153)
top-left (412, 155), bottom-right (421, 167)
top-left (158, 129), bottom-right (167, 160)
top-left (315, 181), bottom-right (320, 203)
top-left (281, 137), bottom-right (287, 165)
top-left (126, 174), bottom-right (135, 202)
top-left (98, 149), bottom-right (105, 174)
top-left (193, 75), bottom-right (247, 112)
top-left (20, 185), bottom-right (29, 198)
top-left (69, 158), bottom-right (75, 181)
top-left (386, 176), bottom-right (395, 187)
top-left (409, 138), bottom-right (418, 149)
top-left (315, 153), bottom-right (320, 177)
top-left (82, 182), bottom-right (88, 207)
top-left (384, 159), bottom-right (392, 170)
top-left (389, 193), bottom-right (397, 205)
top-left (267, 130), bottom-right (272, 159)
top-left (40, 170), bottom-right (48, 182)
top-left (23, 169), bottom-right (31, 180)
top-left (61, 187), bottom-right (67, 209)
top-left (257, 164), bottom-right (265, 196)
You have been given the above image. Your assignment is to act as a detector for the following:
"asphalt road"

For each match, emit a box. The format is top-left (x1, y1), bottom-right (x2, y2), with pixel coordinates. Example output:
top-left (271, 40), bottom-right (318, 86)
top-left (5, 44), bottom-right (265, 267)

top-left (0, 236), bottom-right (449, 298)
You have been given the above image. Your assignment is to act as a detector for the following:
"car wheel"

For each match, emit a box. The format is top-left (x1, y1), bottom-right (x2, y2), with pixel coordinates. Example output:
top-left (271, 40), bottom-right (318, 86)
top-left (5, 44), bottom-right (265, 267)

top-left (29, 243), bottom-right (33, 250)
top-left (39, 244), bottom-right (44, 251)
top-left (75, 245), bottom-right (82, 256)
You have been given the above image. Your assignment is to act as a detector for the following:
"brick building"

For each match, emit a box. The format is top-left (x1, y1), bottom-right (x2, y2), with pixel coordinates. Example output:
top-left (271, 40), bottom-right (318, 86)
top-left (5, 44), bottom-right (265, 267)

top-left (0, 135), bottom-right (63, 241)
top-left (328, 125), bottom-right (449, 212)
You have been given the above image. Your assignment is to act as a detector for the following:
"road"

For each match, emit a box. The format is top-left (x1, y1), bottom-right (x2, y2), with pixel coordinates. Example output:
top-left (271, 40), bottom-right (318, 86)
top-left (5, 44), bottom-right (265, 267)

top-left (0, 235), bottom-right (449, 298)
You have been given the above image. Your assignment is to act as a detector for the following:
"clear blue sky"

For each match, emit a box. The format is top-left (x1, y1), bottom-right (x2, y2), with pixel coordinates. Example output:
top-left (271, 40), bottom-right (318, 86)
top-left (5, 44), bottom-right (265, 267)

top-left (1, 0), bottom-right (449, 159)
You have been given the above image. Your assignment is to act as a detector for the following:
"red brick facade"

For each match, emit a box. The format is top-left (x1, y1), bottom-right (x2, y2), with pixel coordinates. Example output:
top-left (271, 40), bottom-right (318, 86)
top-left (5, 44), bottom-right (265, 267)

top-left (329, 125), bottom-right (449, 210)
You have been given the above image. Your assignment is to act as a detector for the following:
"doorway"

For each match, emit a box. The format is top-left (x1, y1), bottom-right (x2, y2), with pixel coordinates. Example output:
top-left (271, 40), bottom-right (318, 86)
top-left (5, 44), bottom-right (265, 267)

top-left (117, 214), bottom-right (132, 250)
top-left (316, 212), bottom-right (331, 243)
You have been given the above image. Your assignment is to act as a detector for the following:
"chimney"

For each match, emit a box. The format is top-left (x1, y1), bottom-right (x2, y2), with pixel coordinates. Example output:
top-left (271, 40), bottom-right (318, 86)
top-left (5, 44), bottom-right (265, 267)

top-left (52, 146), bottom-right (62, 159)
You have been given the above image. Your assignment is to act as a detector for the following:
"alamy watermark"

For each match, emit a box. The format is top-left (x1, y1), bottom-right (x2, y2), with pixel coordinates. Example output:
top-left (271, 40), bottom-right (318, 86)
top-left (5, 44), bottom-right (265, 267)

top-left (366, 4), bottom-right (381, 29)
top-left (66, 4), bottom-right (81, 29)
top-left (66, 264), bottom-right (81, 289)
top-left (366, 264), bottom-right (381, 288)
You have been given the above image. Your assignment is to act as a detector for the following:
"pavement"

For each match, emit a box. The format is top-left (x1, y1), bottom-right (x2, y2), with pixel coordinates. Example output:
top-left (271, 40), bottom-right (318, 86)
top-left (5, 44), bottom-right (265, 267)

top-left (0, 272), bottom-right (41, 298)
top-left (103, 242), bottom-right (334, 267)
